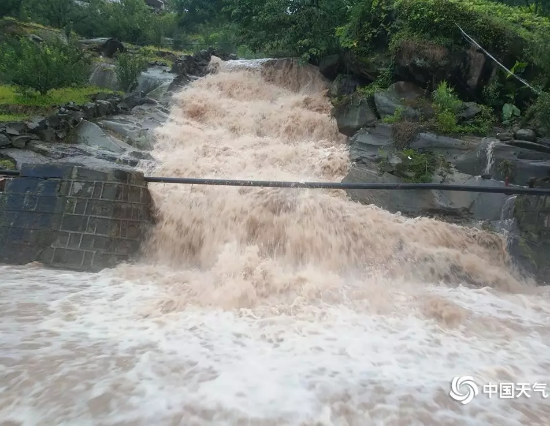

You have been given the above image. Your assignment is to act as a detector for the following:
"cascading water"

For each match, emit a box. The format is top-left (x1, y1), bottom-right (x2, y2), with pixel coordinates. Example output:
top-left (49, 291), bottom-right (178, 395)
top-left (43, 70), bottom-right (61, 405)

top-left (2, 58), bottom-right (550, 426)
top-left (484, 140), bottom-right (498, 176)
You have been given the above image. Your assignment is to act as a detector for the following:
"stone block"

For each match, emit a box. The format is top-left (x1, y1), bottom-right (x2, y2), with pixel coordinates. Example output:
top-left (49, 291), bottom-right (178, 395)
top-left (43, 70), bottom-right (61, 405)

top-left (70, 181), bottom-right (95, 197)
top-left (86, 216), bottom-right (112, 236)
top-left (68, 233), bottom-right (82, 249)
top-left (74, 168), bottom-right (111, 182)
top-left (92, 182), bottom-right (103, 199)
top-left (52, 248), bottom-right (84, 267)
top-left (23, 194), bottom-right (38, 211)
top-left (86, 200), bottom-right (114, 217)
top-left (36, 195), bottom-right (61, 214)
top-left (20, 164), bottom-right (75, 179)
top-left (61, 215), bottom-right (88, 232)
top-left (74, 199), bottom-right (88, 215)
top-left (82, 251), bottom-right (95, 269)
top-left (101, 183), bottom-right (119, 200)
top-left (6, 178), bottom-right (40, 194)
top-left (38, 180), bottom-right (62, 197)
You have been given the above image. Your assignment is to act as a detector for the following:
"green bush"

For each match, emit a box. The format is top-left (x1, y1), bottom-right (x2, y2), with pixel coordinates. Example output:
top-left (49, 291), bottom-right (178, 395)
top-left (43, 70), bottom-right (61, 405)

top-left (115, 52), bottom-right (148, 93)
top-left (431, 81), bottom-right (461, 133)
top-left (525, 90), bottom-right (550, 135)
top-left (0, 37), bottom-right (90, 95)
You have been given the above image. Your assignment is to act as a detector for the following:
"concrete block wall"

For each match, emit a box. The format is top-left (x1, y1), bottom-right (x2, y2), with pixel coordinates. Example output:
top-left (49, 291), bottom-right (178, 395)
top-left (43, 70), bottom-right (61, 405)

top-left (0, 164), bottom-right (153, 272)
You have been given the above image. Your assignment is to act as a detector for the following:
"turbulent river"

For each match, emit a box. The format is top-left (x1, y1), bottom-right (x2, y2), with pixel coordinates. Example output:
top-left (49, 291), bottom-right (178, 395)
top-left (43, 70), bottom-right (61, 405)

top-left (1, 58), bottom-right (550, 426)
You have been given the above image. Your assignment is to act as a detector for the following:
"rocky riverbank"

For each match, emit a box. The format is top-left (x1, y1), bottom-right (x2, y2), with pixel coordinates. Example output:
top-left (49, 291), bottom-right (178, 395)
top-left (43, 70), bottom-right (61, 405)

top-left (0, 48), bottom-right (233, 172)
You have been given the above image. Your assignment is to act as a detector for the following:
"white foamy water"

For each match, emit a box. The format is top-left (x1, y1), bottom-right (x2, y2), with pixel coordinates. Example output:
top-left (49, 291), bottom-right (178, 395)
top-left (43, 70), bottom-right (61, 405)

top-left (2, 58), bottom-right (550, 426)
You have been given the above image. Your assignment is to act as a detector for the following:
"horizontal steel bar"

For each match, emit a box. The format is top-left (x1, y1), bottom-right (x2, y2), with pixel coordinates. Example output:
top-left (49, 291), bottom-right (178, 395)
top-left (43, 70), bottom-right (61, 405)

top-left (0, 170), bottom-right (21, 177)
top-left (144, 176), bottom-right (550, 195)
top-left (1, 169), bottom-right (549, 195)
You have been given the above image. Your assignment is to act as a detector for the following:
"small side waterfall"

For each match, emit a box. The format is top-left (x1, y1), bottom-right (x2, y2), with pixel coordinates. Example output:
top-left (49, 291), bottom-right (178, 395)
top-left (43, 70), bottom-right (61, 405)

top-left (497, 195), bottom-right (519, 252)
top-left (484, 140), bottom-right (497, 176)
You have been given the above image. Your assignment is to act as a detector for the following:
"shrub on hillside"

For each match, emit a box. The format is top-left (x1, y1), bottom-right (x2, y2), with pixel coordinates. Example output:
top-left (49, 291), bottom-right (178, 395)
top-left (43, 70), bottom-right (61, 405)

top-left (0, 37), bottom-right (90, 95)
top-left (114, 52), bottom-right (148, 93)
top-left (525, 91), bottom-right (550, 136)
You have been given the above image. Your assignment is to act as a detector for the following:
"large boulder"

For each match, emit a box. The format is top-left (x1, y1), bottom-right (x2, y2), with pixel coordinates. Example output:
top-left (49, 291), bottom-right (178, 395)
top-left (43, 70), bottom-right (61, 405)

top-left (135, 65), bottom-right (176, 101)
top-left (145, 0), bottom-right (165, 10)
top-left (73, 120), bottom-right (133, 153)
top-left (329, 74), bottom-right (360, 98)
top-left (101, 38), bottom-right (125, 58)
top-left (318, 54), bottom-right (342, 80)
top-left (342, 164), bottom-right (508, 221)
top-left (89, 62), bottom-right (118, 91)
top-left (374, 81), bottom-right (431, 120)
top-left (332, 96), bottom-right (377, 137)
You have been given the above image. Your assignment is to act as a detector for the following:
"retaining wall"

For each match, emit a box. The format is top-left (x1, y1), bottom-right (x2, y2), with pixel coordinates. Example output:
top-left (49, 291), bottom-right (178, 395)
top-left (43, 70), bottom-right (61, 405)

top-left (0, 164), bottom-right (153, 272)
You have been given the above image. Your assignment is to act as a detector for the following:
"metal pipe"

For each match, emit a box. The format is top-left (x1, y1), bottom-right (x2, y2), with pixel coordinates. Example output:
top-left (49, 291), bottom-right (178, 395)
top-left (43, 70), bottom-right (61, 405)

top-left (1, 169), bottom-right (549, 195)
top-left (0, 170), bottom-right (20, 177)
top-left (144, 176), bottom-right (550, 195)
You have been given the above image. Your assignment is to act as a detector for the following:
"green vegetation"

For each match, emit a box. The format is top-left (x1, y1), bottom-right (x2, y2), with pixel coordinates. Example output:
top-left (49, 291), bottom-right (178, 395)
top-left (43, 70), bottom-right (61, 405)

top-left (379, 81), bottom-right (494, 136)
top-left (377, 147), bottom-right (452, 183)
top-left (0, 113), bottom-right (28, 122)
top-left (0, 37), bottom-right (90, 95)
top-left (2, 0), bottom-right (179, 47)
top-left (115, 53), bottom-right (149, 93)
top-left (0, 84), bottom-right (118, 121)
top-left (0, 157), bottom-right (16, 169)
top-left (525, 90), bottom-right (550, 135)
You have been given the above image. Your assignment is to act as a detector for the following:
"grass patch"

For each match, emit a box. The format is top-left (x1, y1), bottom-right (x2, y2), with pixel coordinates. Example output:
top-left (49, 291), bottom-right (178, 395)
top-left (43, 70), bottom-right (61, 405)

top-left (0, 85), bottom-right (120, 107)
top-left (125, 45), bottom-right (190, 68)
top-left (0, 113), bottom-right (30, 122)
top-left (0, 158), bottom-right (16, 170)
top-left (0, 85), bottom-right (122, 121)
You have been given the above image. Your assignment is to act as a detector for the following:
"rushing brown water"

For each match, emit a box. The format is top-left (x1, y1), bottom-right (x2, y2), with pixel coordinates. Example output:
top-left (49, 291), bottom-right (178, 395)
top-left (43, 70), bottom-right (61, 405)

top-left (2, 58), bottom-right (550, 426)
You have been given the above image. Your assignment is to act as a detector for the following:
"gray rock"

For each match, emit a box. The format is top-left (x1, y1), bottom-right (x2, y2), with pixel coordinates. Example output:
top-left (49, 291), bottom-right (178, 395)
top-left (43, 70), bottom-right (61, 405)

top-left (89, 62), bottom-right (118, 91)
top-left (374, 81), bottom-right (429, 120)
top-left (333, 97), bottom-right (377, 137)
top-left (82, 103), bottom-right (98, 118)
top-left (466, 50), bottom-right (486, 91)
top-left (318, 54), bottom-right (341, 80)
top-left (11, 135), bottom-right (33, 149)
top-left (348, 126), bottom-right (550, 188)
top-left (38, 128), bottom-right (56, 142)
top-left (343, 164), bottom-right (508, 221)
top-left (5, 127), bottom-right (20, 136)
top-left (514, 128), bottom-right (537, 142)
top-left (349, 125), bottom-right (393, 164)
top-left (506, 140), bottom-right (550, 154)
top-left (74, 120), bottom-right (134, 153)
top-left (136, 66), bottom-right (175, 100)
top-left (26, 117), bottom-right (47, 133)
top-left (497, 132), bottom-right (513, 142)
top-left (329, 74), bottom-right (360, 98)
top-left (459, 102), bottom-right (482, 121)
top-left (0, 134), bottom-right (10, 147)
top-left (96, 100), bottom-right (113, 117)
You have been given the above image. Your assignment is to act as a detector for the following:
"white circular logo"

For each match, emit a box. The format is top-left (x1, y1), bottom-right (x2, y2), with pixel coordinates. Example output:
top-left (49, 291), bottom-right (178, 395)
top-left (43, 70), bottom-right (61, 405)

top-left (450, 376), bottom-right (480, 404)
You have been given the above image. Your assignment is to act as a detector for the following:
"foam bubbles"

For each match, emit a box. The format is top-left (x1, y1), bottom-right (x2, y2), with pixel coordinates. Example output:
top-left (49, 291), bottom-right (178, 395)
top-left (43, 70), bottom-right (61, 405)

top-left (2, 58), bottom-right (549, 425)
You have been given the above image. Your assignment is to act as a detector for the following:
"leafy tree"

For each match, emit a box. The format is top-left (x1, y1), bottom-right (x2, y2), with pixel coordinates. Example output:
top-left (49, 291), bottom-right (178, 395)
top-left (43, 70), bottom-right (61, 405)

top-left (173, 0), bottom-right (226, 30)
top-left (0, 0), bottom-right (23, 18)
top-left (0, 38), bottom-right (91, 95)
top-left (22, 0), bottom-right (87, 29)
top-left (223, 0), bottom-right (352, 60)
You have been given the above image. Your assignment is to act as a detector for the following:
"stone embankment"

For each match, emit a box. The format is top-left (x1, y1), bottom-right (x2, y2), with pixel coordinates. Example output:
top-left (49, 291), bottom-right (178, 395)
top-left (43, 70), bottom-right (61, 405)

top-left (0, 164), bottom-right (153, 272)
